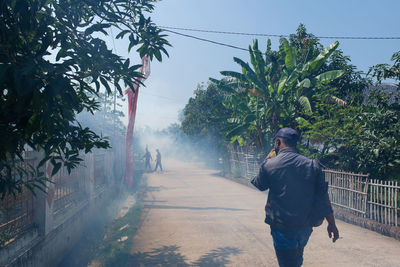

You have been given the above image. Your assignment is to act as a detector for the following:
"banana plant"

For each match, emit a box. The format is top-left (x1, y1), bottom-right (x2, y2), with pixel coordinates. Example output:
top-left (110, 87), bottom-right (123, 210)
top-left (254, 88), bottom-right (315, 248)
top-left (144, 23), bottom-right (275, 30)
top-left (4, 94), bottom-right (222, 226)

top-left (210, 78), bottom-right (265, 148)
top-left (212, 38), bottom-right (345, 151)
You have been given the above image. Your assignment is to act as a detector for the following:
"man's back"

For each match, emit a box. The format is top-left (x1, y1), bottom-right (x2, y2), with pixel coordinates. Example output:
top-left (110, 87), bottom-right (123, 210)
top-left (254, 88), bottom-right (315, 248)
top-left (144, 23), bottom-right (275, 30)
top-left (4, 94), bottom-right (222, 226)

top-left (251, 128), bottom-right (339, 267)
top-left (252, 147), bottom-right (329, 230)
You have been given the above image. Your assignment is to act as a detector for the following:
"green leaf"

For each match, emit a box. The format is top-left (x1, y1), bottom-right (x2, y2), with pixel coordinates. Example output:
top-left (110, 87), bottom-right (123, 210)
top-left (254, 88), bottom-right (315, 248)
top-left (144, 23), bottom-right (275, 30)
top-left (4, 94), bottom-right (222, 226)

top-left (220, 71), bottom-right (246, 81)
top-left (114, 80), bottom-right (123, 95)
top-left (244, 114), bottom-right (257, 123)
top-left (233, 57), bottom-right (265, 92)
top-left (298, 78), bottom-right (311, 88)
top-left (283, 38), bottom-right (296, 70)
top-left (51, 162), bottom-right (62, 177)
top-left (233, 57), bottom-right (252, 74)
top-left (298, 96), bottom-right (312, 113)
top-left (315, 70), bottom-right (345, 82)
top-left (295, 116), bottom-right (309, 126)
top-left (154, 49), bottom-right (162, 61)
top-left (226, 124), bottom-right (249, 139)
top-left (116, 30), bottom-right (130, 39)
top-left (100, 77), bottom-right (112, 94)
top-left (94, 80), bottom-right (100, 92)
top-left (308, 41), bottom-right (339, 72)
top-left (84, 23), bottom-right (111, 36)
top-left (285, 68), bottom-right (301, 91)
top-left (124, 58), bottom-right (130, 68)
top-left (210, 78), bottom-right (235, 93)
top-left (277, 72), bottom-right (288, 96)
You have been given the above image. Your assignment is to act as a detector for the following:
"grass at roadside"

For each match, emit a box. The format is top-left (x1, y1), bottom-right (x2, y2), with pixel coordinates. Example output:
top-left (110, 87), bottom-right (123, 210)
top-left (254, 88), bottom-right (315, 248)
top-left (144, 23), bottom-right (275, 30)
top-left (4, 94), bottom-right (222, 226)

top-left (97, 202), bottom-right (142, 266)
top-left (57, 173), bottom-right (146, 267)
top-left (93, 175), bottom-right (146, 267)
top-left (57, 193), bottom-right (144, 267)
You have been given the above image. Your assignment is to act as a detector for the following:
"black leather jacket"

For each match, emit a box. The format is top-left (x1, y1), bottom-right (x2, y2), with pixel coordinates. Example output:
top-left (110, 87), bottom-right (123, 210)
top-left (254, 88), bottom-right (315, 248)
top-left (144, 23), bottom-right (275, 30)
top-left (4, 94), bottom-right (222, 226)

top-left (251, 147), bottom-right (332, 230)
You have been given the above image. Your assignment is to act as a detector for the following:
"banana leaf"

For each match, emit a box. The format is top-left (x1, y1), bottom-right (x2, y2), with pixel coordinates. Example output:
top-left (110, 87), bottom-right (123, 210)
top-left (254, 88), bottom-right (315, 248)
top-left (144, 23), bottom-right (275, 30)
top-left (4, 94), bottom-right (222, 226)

top-left (298, 78), bottom-right (311, 88)
top-left (283, 38), bottom-right (296, 70)
top-left (244, 114), bottom-right (257, 123)
top-left (220, 71), bottom-right (247, 81)
top-left (248, 88), bottom-right (268, 99)
top-left (209, 78), bottom-right (236, 93)
top-left (225, 124), bottom-right (250, 139)
top-left (315, 70), bottom-right (345, 82)
top-left (277, 71), bottom-right (289, 96)
top-left (308, 41), bottom-right (339, 72)
top-left (298, 96), bottom-right (312, 113)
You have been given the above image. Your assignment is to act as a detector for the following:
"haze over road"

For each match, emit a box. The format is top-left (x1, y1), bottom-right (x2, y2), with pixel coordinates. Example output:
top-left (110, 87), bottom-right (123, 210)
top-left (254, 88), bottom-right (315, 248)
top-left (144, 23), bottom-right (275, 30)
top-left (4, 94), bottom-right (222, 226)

top-left (131, 159), bottom-right (400, 266)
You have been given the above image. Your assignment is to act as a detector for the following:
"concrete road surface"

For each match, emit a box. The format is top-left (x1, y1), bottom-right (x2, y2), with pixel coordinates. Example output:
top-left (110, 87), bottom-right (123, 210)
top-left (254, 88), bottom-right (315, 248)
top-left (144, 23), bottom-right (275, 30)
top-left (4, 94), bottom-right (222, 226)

top-left (131, 159), bottom-right (400, 266)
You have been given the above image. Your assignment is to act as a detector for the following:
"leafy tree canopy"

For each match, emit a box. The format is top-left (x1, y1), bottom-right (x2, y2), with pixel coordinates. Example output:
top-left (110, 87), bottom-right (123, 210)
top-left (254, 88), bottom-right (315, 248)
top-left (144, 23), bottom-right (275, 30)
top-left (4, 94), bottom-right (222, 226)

top-left (298, 50), bottom-right (400, 180)
top-left (0, 0), bottom-right (170, 196)
top-left (181, 82), bottom-right (231, 158)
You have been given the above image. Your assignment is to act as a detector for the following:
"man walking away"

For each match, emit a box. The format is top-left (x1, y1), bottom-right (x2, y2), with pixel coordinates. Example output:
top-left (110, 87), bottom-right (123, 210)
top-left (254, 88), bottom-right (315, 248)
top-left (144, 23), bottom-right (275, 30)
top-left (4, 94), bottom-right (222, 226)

top-left (154, 149), bottom-right (163, 172)
top-left (143, 146), bottom-right (152, 172)
top-left (251, 127), bottom-right (339, 267)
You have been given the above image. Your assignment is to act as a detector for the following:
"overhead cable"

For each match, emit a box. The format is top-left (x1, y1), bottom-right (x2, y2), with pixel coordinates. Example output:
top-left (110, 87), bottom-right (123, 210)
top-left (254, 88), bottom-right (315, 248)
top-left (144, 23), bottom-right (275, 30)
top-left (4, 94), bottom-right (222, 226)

top-left (160, 26), bottom-right (400, 40)
top-left (162, 29), bottom-right (248, 51)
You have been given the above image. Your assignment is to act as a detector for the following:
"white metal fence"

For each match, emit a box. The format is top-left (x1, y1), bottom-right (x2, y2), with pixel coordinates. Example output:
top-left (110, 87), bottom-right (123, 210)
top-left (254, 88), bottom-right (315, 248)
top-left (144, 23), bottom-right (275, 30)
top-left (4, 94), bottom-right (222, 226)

top-left (368, 179), bottom-right (399, 226)
top-left (324, 169), bottom-right (369, 217)
top-left (228, 146), bottom-right (261, 180)
top-left (323, 169), bottom-right (399, 226)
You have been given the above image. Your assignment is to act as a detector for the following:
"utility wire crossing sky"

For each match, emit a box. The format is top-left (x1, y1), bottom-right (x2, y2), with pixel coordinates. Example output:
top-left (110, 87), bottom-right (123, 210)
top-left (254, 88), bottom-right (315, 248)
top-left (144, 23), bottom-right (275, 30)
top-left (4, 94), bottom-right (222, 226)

top-left (160, 26), bottom-right (400, 40)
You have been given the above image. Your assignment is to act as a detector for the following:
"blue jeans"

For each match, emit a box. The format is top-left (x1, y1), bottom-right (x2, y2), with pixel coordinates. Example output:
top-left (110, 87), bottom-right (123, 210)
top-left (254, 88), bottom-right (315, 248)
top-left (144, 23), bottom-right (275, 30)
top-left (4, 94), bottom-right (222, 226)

top-left (271, 227), bottom-right (313, 267)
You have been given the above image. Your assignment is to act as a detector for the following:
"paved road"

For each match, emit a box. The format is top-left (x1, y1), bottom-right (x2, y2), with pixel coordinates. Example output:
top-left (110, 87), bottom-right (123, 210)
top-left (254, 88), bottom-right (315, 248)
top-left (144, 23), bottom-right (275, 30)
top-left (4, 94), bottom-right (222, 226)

top-left (131, 159), bottom-right (400, 266)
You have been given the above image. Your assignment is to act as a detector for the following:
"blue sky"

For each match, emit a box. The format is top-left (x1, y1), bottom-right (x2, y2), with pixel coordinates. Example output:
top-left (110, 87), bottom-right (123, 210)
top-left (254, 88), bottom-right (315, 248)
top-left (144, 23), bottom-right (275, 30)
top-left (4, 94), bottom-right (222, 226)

top-left (114, 0), bottom-right (400, 129)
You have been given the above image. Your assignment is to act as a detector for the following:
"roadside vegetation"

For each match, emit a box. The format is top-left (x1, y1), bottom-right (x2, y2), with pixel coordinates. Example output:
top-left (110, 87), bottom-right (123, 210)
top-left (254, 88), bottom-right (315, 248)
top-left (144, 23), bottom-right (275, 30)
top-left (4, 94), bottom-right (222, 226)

top-left (181, 25), bottom-right (400, 181)
top-left (95, 202), bottom-right (142, 266)
top-left (58, 176), bottom-right (146, 267)
top-left (0, 0), bottom-right (170, 197)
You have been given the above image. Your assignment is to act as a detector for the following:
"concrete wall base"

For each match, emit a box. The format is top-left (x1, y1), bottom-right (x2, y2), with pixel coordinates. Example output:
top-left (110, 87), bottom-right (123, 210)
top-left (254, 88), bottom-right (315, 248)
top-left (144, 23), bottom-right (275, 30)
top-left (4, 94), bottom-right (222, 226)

top-left (332, 207), bottom-right (400, 241)
top-left (2, 188), bottom-right (116, 267)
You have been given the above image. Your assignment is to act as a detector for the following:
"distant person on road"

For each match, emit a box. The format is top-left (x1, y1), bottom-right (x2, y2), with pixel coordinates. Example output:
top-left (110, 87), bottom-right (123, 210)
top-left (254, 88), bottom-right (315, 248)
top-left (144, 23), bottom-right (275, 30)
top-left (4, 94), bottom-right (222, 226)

top-left (143, 146), bottom-right (152, 172)
top-left (251, 127), bottom-right (339, 267)
top-left (154, 149), bottom-right (163, 172)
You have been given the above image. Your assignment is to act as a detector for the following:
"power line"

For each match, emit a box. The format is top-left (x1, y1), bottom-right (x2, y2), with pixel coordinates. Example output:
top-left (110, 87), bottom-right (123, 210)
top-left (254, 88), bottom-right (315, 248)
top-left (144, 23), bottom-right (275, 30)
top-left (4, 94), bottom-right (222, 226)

top-left (162, 29), bottom-right (248, 52)
top-left (160, 26), bottom-right (400, 40)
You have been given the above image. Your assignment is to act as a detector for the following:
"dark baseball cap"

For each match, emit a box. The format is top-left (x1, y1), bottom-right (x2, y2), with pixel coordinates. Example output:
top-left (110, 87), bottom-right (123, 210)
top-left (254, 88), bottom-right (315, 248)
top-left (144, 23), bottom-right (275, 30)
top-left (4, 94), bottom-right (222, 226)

top-left (274, 127), bottom-right (299, 142)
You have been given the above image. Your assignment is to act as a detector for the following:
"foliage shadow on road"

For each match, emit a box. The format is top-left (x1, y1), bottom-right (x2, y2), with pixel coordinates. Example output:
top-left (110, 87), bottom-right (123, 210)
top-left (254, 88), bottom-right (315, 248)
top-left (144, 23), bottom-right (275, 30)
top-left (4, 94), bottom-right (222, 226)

top-left (143, 204), bottom-right (247, 212)
top-left (130, 245), bottom-right (242, 266)
top-left (142, 199), bottom-right (168, 203)
top-left (145, 185), bottom-right (168, 192)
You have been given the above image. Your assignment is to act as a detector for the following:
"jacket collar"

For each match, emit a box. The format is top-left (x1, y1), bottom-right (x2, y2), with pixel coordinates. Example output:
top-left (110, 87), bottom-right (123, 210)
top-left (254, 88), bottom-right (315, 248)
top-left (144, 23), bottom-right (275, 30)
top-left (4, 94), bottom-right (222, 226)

top-left (277, 147), bottom-right (297, 154)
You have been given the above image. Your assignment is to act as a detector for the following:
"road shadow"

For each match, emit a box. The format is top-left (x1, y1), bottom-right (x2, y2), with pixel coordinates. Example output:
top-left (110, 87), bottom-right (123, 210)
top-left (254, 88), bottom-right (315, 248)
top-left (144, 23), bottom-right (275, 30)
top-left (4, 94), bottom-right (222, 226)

top-left (145, 185), bottom-right (167, 192)
top-left (130, 245), bottom-right (187, 266)
top-left (142, 199), bottom-right (168, 203)
top-left (210, 171), bottom-right (225, 178)
top-left (143, 204), bottom-right (247, 212)
top-left (130, 245), bottom-right (242, 266)
top-left (191, 247), bottom-right (242, 266)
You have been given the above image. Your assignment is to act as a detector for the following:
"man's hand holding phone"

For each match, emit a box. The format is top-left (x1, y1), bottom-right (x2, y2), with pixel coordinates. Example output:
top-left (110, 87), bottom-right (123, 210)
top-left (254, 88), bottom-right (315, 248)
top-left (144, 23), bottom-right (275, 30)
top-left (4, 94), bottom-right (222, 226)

top-left (265, 148), bottom-right (277, 160)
